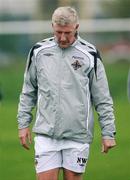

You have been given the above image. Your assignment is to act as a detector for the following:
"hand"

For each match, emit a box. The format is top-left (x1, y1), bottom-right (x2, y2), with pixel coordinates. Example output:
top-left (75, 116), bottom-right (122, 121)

top-left (18, 127), bottom-right (32, 150)
top-left (101, 139), bottom-right (116, 153)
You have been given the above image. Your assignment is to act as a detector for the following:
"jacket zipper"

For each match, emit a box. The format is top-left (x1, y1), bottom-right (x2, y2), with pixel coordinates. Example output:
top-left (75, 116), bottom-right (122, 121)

top-left (53, 49), bottom-right (64, 137)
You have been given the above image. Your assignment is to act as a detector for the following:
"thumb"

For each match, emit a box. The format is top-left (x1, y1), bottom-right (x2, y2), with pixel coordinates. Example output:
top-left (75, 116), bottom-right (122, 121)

top-left (101, 144), bottom-right (108, 153)
top-left (101, 144), bottom-right (105, 153)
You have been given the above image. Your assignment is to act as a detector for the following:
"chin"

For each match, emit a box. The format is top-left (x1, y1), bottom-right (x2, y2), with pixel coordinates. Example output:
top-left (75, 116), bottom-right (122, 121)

top-left (59, 44), bottom-right (70, 48)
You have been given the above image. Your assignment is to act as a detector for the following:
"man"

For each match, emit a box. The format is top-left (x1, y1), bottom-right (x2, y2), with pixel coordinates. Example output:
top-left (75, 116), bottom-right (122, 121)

top-left (17, 6), bottom-right (116, 180)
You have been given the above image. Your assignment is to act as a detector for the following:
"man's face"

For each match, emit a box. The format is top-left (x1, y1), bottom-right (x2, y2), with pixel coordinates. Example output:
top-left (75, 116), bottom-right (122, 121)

top-left (52, 23), bottom-right (79, 48)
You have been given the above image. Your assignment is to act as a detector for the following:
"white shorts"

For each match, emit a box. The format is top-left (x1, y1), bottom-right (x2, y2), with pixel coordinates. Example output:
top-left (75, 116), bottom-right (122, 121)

top-left (34, 135), bottom-right (90, 173)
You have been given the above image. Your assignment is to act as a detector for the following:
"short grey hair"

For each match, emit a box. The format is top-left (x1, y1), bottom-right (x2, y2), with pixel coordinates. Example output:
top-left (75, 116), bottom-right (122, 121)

top-left (52, 6), bottom-right (79, 26)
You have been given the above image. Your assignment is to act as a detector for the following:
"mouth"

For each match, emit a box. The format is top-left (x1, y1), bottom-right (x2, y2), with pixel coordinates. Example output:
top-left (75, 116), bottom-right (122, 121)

top-left (59, 41), bottom-right (68, 44)
top-left (58, 41), bottom-right (69, 47)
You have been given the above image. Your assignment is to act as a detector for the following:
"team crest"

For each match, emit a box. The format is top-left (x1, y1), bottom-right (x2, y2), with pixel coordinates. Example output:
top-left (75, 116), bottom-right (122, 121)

top-left (71, 60), bottom-right (82, 70)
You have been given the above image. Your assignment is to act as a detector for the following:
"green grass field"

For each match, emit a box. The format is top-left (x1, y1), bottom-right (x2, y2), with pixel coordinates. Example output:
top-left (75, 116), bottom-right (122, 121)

top-left (0, 60), bottom-right (130, 180)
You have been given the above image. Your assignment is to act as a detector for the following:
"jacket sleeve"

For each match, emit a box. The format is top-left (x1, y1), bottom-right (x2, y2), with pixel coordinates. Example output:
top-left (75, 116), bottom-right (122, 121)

top-left (89, 57), bottom-right (116, 139)
top-left (17, 49), bottom-right (38, 129)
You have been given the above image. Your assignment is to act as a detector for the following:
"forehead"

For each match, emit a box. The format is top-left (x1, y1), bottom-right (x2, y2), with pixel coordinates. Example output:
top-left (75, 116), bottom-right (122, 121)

top-left (53, 24), bottom-right (76, 32)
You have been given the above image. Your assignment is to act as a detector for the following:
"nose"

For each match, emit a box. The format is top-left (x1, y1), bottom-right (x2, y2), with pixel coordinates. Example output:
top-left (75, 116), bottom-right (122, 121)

top-left (60, 33), bottom-right (66, 41)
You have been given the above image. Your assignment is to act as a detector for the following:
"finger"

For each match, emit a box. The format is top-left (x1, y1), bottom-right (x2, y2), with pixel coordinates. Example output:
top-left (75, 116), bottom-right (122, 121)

top-left (101, 144), bottom-right (104, 153)
top-left (22, 143), bottom-right (30, 150)
top-left (101, 145), bottom-right (108, 153)
top-left (20, 136), bottom-right (30, 150)
top-left (103, 148), bottom-right (108, 153)
top-left (28, 131), bottom-right (32, 144)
